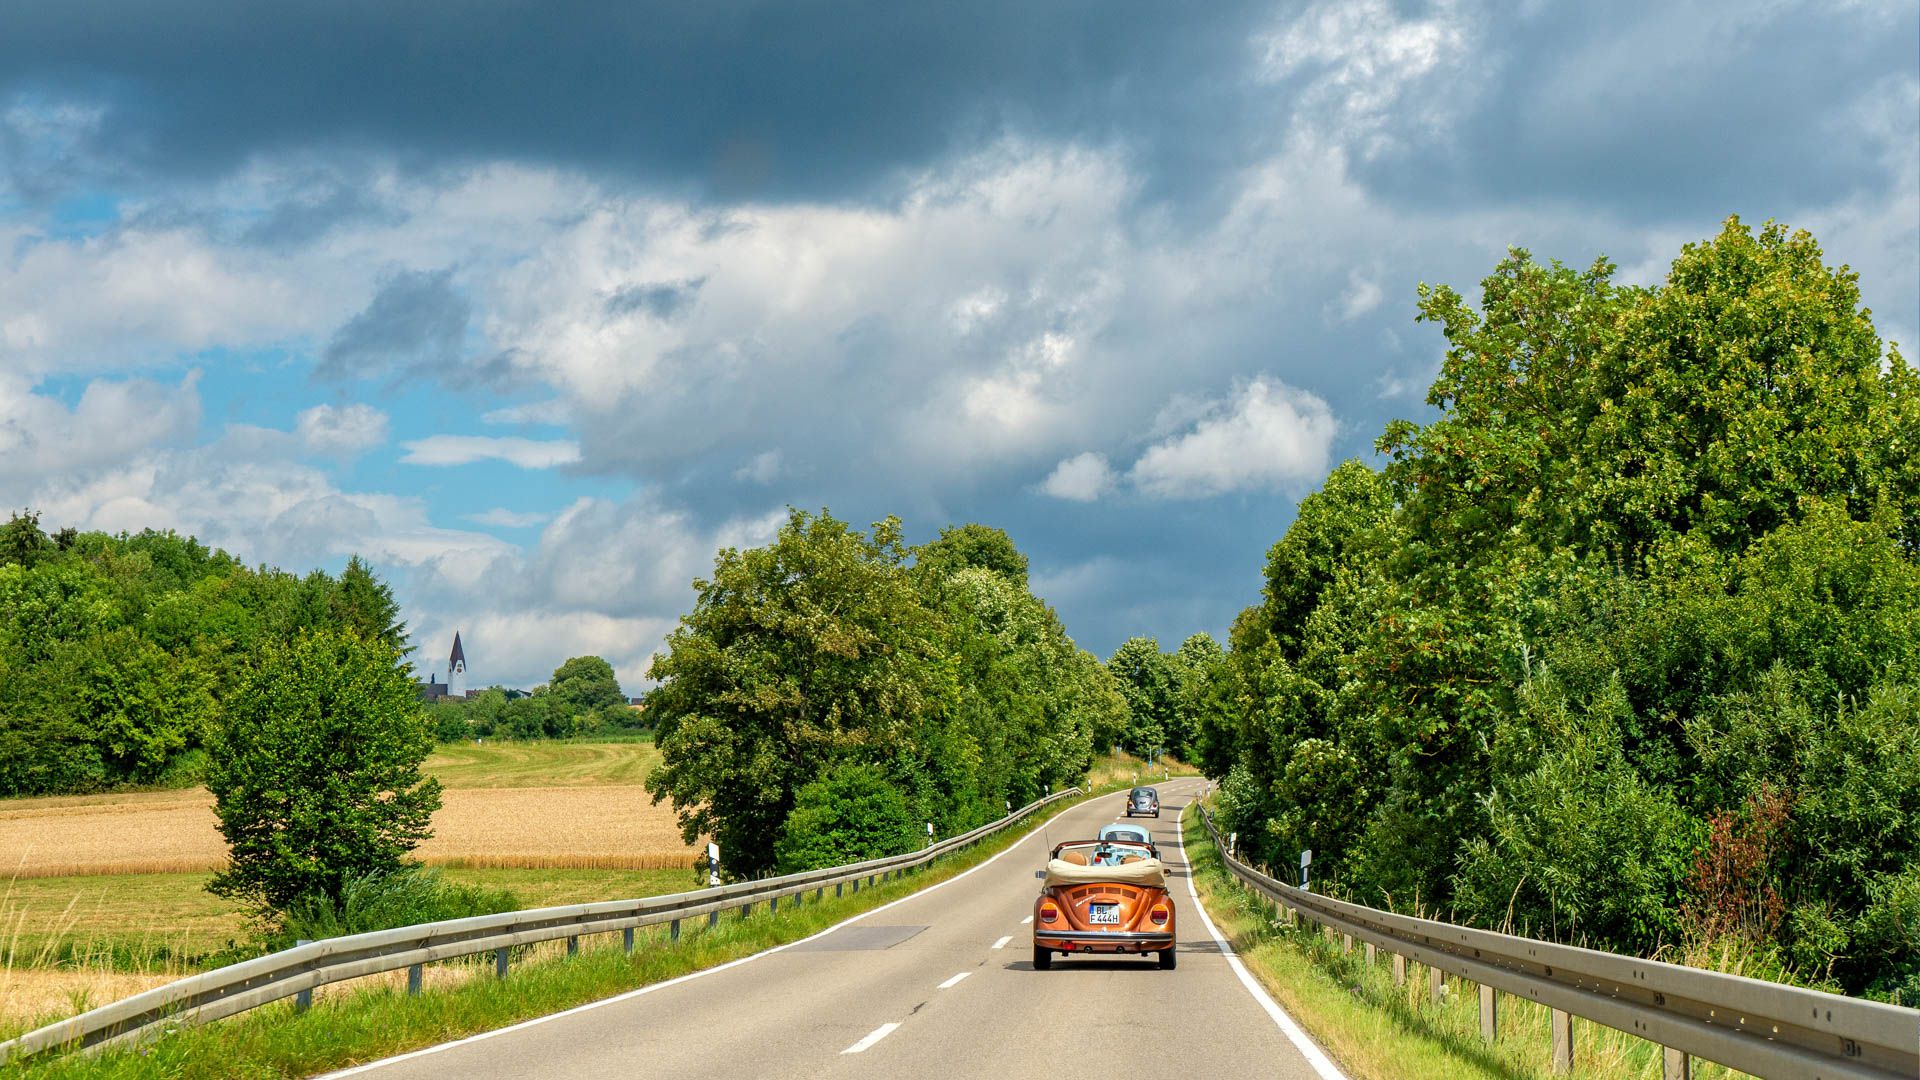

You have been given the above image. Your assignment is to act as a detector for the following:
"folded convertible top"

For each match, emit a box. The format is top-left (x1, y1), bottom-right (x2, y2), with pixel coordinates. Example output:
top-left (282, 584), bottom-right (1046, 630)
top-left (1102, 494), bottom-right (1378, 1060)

top-left (1043, 857), bottom-right (1168, 888)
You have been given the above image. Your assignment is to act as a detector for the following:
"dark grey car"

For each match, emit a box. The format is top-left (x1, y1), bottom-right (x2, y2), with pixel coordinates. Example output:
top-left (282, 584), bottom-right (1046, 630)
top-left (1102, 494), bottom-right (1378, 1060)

top-left (1124, 786), bottom-right (1160, 818)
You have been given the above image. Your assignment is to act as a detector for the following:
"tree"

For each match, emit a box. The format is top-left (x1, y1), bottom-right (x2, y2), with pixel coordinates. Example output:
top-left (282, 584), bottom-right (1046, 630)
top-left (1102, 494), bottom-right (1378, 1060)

top-left (645, 510), bottom-right (952, 878)
top-left (207, 630), bottom-right (442, 916)
top-left (1106, 637), bottom-right (1177, 757)
top-left (0, 510), bottom-right (51, 568)
top-left (329, 555), bottom-right (408, 649)
top-left (550, 655), bottom-right (626, 713)
top-left (915, 523), bottom-right (1030, 587)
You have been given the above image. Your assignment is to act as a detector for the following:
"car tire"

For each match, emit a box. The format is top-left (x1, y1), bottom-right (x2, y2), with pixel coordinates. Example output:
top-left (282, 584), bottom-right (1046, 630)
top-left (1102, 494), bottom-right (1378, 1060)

top-left (1034, 946), bottom-right (1053, 971)
top-left (1158, 947), bottom-right (1177, 970)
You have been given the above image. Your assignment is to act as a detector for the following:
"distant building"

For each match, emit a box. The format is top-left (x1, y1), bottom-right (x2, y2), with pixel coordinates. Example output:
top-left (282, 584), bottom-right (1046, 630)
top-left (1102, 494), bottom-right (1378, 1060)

top-left (417, 631), bottom-right (472, 702)
top-left (448, 631), bottom-right (468, 699)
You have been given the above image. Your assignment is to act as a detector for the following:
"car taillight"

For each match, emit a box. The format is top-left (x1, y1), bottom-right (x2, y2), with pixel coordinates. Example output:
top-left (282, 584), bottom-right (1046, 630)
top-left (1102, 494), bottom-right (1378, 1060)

top-left (1149, 904), bottom-right (1170, 925)
top-left (1039, 901), bottom-right (1061, 922)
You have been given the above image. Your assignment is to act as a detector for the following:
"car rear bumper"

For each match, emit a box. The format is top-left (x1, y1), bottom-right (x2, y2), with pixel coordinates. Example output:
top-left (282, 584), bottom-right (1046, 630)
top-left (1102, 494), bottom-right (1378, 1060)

top-left (1035, 929), bottom-right (1175, 952)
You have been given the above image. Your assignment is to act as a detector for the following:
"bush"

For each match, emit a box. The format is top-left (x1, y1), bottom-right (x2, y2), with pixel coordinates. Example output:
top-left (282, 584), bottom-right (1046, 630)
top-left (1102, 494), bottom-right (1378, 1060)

top-left (773, 764), bottom-right (923, 873)
top-left (276, 866), bottom-right (520, 946)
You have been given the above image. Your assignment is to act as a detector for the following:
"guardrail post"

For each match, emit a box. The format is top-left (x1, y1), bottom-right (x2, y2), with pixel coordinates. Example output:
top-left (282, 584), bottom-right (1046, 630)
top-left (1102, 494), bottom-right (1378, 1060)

top-left (836, 881), bottom-right (844, 898)
top-left (1341, 933), bottom-right (1352, 955)
top-left (1392, 953), bottom-right (1406, 987)
top-left (495, 947), bottom-right (509, 978)
top-left (408, 963), bottom-right (423, 996)
top-left (1662, 1047), bottom-right (1689, 1080)
top-left (670, 919), bottom-right (680, 943)
top-left (1478, 983), bottom-right (1496, 1042)
top-left (741, 902), bottom-right (752, 918)
top-left (624, 927), bottom-right (635, 952)
top-left (294, 940), bottom-right (312, 1012)
top-left (770, 895), bottom-right (779, 914)
top-left (1550, 1008), bottom-right (1573, 1074)
top-left (567, 935), bottom-right (578, 956)
top-left (1364, 942), bottom-right (1376, 966)
top-left (816, 886), bottom-right (823, 901)
top-left (1429, 965), bottom-right (1444, 1006)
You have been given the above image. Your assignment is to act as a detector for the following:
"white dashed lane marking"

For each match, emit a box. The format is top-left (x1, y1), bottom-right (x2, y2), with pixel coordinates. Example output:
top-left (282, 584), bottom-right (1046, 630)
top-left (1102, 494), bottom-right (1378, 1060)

top-left (991, 935), bottom-right (1012, 950)
top-left (842, 1024), bottom-right (901, 1054)
top-left (937, 972), bottom-right (971, 990)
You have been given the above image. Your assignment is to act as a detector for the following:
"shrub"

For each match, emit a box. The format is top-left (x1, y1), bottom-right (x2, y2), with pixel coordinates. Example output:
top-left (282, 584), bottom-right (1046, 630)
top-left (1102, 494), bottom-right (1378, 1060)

top-left (773, 763), bottom-right (923, 873)
top-left (276, 866), bottom-right (520, 946)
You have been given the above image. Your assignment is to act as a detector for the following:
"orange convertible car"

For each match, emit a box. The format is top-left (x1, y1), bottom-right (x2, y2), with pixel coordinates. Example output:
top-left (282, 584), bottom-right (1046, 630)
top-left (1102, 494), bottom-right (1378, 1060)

top-left (1032, 839), bottom-right (1176, 970)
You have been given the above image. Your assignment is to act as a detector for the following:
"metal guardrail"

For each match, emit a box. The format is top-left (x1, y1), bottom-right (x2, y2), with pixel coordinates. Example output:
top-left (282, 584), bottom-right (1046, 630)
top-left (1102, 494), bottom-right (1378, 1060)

top-left (0, 788), bottom-right (1083, 1064)
top-left (1194, 799), bottom-right (1918, 1080)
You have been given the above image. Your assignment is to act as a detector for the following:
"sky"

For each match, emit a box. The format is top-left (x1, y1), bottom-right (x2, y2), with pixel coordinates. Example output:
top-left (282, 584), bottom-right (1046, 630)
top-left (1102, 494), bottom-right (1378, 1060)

top-left (2, 0), bottom-right (1915, 690)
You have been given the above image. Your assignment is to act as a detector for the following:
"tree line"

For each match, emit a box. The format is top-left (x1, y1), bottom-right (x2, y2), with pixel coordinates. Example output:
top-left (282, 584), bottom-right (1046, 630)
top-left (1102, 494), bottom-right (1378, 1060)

top-left (0, 515), bottom-right (409, 796)
top-left (1187, 218), bottom-right (1919, 1001)
top-left (426, 654), bottom-right (646, 742)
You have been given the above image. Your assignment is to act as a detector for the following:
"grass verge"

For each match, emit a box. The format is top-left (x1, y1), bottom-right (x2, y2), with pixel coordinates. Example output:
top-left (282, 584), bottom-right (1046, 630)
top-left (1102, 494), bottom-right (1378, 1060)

top-left (8, 773), bottom-right (1164, 1079)
top-left (1180, 802), bottom-right (1752, 1080)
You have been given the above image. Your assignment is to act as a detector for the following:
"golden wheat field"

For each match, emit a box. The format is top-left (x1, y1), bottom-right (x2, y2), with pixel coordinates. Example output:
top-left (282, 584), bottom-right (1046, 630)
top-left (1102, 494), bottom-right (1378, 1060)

top-left (0, 741), bottom-right (698, 879)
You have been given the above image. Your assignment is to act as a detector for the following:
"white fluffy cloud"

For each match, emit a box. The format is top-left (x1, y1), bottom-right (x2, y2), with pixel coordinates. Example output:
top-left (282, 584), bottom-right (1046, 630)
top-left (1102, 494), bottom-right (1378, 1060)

top-left (399, 435), bottom-right (583, 469)
top-left (1129, 378), bottom-right (1339, 498)
top-left (0, 373), bottom-right (202, 480)
top-left (1037, 452), bottom-right (1118, 502)
top-left (295, 403), bottom-right (389, 455)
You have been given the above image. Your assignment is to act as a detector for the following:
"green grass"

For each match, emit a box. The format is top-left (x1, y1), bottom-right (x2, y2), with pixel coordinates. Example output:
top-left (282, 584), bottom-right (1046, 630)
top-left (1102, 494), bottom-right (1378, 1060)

top-left (1180, 802), bottom-right (1750, 1080)
top-left (423, 738), bottom-right (660, 789)
top-left (8, 781), bottom-right (1136, 1078)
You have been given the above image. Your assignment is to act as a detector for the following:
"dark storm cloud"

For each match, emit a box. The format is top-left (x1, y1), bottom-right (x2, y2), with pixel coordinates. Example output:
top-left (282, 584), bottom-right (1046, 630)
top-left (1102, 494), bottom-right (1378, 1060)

top-left (0, 0), bottom-right (1275, 202)
top-left (319, 267), bottom-right (469, 380)
top-left (1301, 1), bottom-right (1917, 221)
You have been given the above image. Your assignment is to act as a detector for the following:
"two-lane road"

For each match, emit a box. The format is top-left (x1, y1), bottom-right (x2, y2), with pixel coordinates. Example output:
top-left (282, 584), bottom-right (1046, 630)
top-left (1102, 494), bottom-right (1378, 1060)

top-left (327, 780), bottom-right (1344, 1080)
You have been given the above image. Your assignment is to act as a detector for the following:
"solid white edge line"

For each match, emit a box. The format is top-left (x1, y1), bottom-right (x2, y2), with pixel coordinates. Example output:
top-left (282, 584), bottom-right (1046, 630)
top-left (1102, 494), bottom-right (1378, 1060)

top-left (317, 789), bottom-right (1131, 1078)
top-left (990, 935), bottom-right (1012, 950)
top-left (841, 1022), bottom-right (901, 1054)
top-left (1177, 802), bottom-right (1350, 1080)
top-left (936, 971), bottom-right (971, 990)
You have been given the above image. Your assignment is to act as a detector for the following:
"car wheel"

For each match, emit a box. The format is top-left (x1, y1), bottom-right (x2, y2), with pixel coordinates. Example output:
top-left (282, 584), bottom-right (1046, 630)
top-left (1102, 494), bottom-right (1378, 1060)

top-left (1034, 946), bottom-right (1053, 971)
top-left (1158, 947), bottom-right (1177, 970)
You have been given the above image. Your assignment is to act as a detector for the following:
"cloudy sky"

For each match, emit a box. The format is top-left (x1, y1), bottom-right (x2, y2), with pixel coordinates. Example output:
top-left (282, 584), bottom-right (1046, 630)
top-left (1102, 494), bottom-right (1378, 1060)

top-left (2, 1), bottom-right (1915, 689)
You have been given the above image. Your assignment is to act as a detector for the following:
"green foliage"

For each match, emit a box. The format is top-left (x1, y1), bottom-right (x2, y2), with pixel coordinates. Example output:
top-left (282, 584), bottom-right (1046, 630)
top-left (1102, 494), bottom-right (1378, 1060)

top-left (548, 655), bottom-right (625, 713)
top-left (645, 509), bottom-right (1096, 879)
top-left (772, 763), bottom-right (924, 872)
top-left (1202, 217), bottom-right (1920, 995)
top-left (207, 630), bottom-right (443, 918)
top-left (0, 520), bottom-right (410, 797)
top-left (1106, 637), bottom-right (1178, 758)
top-left (277, 866), bottom-right (519, 946)
top-left (914, 522), bottom-right (1030, 586)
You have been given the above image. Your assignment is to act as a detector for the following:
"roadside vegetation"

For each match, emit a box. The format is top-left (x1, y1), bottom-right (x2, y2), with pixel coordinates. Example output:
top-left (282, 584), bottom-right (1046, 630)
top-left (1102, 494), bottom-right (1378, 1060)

top-left (2, 775), bottom-right (1158, 1077)
top-left (1183, 804), bottom-right (1750, 1080)
top-left (1189, 218), bottom-right (1919, 1002)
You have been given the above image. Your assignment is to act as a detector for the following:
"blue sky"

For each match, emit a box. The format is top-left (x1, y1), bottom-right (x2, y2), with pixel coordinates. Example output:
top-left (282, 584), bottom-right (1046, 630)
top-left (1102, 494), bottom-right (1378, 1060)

top-left (2, 1), bottom-right (1915, 689)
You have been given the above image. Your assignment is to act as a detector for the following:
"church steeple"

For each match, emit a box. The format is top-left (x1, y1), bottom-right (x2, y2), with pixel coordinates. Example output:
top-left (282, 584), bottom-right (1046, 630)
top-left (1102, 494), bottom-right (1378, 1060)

top-left (448, 631), bottom-right (468, 698)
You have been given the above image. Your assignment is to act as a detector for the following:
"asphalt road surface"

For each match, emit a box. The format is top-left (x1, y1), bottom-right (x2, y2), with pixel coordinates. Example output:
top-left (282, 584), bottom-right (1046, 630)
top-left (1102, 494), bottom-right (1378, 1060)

top-left (326, 779), bottom-right (1344, 1080)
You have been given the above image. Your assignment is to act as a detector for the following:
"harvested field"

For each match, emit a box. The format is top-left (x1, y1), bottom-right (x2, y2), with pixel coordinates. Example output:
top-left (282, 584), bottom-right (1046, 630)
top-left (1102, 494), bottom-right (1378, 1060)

top-left (0, 786), bottom-right (695, 878)
top-left (0, 740), bottom-right (696, 879)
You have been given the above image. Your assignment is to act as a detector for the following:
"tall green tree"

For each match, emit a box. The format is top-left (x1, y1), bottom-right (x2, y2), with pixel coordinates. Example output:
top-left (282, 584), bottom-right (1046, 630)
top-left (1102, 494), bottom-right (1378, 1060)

top-left (1106, 637), bottom-right (1177, 757)
top-left (550, 655), bottom-right (626, 713)
top-left (207, 630), bottom-right (442, 916)
top-left (645, 510), bottom-right (952, 878)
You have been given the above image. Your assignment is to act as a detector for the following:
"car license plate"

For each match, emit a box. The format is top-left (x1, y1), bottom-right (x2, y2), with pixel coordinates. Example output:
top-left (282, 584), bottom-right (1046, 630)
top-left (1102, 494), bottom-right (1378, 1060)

top-left (1088, 903), bottom-right (1120, 925)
